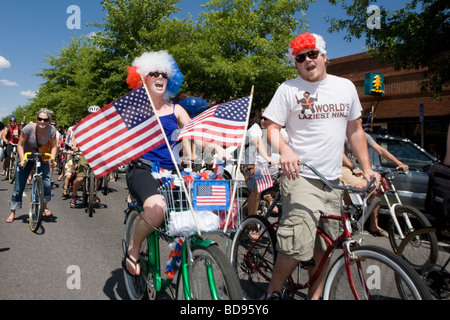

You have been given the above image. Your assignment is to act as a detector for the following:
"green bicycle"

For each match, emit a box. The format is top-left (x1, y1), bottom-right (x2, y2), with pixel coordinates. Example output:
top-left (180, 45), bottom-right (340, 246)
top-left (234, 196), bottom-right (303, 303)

top-left (122, 178), bottom-right (243, 300)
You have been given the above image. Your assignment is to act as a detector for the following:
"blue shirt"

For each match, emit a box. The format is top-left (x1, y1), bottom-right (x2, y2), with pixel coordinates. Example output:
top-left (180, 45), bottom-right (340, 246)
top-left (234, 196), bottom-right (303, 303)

top-left (142, 109), bottom-right (179, 169)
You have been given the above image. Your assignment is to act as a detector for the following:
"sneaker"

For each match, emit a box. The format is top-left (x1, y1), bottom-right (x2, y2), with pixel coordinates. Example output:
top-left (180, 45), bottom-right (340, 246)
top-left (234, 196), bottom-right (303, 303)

top-left (264, 291), bottom-right (282, 300)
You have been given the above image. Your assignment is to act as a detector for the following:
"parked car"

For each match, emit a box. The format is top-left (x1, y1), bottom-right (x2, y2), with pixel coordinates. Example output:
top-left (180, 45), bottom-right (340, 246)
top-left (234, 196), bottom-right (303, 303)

top-left (367, 132), bottom-right (438, 212)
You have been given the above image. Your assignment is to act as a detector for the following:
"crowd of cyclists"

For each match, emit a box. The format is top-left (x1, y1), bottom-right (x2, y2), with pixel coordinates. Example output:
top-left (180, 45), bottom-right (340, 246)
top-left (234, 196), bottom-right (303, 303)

top-left (0, 112), bottom-right (113, 221)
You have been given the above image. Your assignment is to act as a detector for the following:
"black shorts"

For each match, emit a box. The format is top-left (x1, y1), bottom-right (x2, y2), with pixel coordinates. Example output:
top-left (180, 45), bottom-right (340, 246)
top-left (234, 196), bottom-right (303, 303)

top-left (126, 165), bottom-right (161, 206)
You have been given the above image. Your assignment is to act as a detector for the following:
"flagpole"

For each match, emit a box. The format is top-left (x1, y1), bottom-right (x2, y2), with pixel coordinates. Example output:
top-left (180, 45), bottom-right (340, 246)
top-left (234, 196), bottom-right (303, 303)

top-left (140, 76), bottom-right (201, 235)
top-left (223, 85), bottom-right (254, 233)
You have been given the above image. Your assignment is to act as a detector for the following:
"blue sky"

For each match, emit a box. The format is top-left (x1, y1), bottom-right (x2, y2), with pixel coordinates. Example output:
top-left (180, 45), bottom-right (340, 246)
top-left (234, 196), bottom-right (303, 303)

top-left (0, 0), bottom-right (409, 119)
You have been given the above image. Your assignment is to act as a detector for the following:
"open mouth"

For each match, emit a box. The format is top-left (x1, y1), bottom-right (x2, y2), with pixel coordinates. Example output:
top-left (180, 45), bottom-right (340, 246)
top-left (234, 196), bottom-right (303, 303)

top-left (155, 82), bottom-right (164, 89)
top-left (306, 66), bottom-right (316, 72)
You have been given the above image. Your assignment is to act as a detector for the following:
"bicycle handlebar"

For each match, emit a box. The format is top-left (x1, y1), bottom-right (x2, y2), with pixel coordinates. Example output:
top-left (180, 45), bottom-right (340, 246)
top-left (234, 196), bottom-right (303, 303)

top-left (23, 152), bottom-right (54, 166)
top-left (300, 162), bottom-right (377, 194)
top-left (377, 168), bottom-right (407, 177)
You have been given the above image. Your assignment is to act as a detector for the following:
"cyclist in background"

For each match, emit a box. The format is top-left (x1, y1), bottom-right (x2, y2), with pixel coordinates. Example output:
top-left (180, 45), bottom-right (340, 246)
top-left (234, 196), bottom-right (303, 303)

top-left (341, 120), bottom-right (409, 237)
top-left (6, 109), bottom-right (57, 223)
top-left (68, 135), bottom-right (100, 208)
top-left (62, 119), bottom-right (79, 196)
top-left (263, 32), bottom-right (379, 300)
top-left (1, 116), bottom-right (21, 176)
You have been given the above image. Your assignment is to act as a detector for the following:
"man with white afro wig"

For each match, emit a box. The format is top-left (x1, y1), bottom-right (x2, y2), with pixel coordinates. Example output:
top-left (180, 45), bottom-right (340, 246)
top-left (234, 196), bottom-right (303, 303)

top-left (126, 50), bottom-right (184, 101)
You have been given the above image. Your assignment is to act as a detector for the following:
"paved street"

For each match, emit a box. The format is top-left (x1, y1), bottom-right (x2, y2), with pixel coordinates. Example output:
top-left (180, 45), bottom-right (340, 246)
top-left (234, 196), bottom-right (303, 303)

top-left (0, 170), bottom-right (449, 300)
top-left (0, 172), bottom-right (129, 300)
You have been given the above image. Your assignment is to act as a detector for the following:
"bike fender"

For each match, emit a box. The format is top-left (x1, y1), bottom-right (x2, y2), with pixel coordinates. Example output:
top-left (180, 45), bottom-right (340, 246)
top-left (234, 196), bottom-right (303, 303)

top-left (191, 238), bottom-right (216, 248)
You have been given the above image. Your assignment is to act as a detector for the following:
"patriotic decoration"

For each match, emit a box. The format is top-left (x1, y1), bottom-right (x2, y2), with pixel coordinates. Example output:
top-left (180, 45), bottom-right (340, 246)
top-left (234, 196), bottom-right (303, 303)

top-left (177, 96), bottom-right (250, 146)
top-left (364, 110), bottom-right (372, 132)
top-left (255, 165), bottom-right (274, 193)
top-left (73, 86), bottom-right (165, 178)
top-left (165, 237), bottom-right (184, 280)
top-left (193, 180), bottom-right (229, 210)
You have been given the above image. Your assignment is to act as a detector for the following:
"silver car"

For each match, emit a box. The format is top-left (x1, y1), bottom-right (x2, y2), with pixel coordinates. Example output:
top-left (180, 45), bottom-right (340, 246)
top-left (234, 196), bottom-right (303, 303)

top-left (368, 133), bottom-right (438, 211)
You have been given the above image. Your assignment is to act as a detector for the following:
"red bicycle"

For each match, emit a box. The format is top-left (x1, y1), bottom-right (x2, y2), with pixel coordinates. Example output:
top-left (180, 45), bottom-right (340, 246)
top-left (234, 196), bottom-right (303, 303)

top-left (230, 162), bottom-right (432, 300)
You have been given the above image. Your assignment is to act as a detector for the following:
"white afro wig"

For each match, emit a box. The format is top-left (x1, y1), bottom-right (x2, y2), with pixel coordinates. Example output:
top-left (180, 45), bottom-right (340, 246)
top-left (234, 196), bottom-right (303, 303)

top-left (127, 50), bottom-right (184, 101)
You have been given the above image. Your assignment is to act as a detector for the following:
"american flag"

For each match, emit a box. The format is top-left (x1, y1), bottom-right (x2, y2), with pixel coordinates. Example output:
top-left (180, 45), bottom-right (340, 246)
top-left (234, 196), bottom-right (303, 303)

top-left (364, 110), bottom-right (372, 132)
top-left (193, 180), bottom-right (229, 210)
top-left (72, 86), bottom-right (165, 178)
top-left (177, 96), bottom-right (250, 146)
top-left (255, 165), bottom-right (273, 193)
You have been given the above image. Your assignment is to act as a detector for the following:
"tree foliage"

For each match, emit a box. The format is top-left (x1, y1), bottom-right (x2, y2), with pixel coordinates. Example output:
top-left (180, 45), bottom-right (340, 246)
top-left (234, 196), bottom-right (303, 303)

top-left (5, 0), bottom-right (313, 125)
top-left (326, 0), bottom-right (450, 100)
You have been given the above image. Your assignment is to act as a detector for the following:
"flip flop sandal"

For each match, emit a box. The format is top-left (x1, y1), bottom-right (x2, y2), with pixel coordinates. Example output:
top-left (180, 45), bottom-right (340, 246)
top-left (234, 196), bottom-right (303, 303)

top-left (6, 216), bottom-right (14, 223)
top-left (43, 209), bottom-right (52, 216)
top-left (70, 197), bottom-right (77, 208)
top-left (122, 248), bottom-right (141, 277)
top-left (368, 228), bottom-right (389, 238)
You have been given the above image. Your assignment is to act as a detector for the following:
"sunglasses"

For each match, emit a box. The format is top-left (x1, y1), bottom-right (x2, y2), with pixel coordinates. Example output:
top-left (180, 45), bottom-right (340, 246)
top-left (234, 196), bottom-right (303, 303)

top-left (147, 71), bottom-right (168, 79)
top-left (37, 117), bottom-right (49, 122)
top-left (295, 50), bottom-right (320, 63)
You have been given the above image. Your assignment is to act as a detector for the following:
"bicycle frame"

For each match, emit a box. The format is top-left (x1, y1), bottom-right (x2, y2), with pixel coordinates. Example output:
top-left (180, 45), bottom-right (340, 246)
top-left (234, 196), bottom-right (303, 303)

top-left (351, 170), bottom-right (413, 240)
top-left (124, 203), bottom-right (218, 299)
top-left (244, 209), bottom-right (361, 296)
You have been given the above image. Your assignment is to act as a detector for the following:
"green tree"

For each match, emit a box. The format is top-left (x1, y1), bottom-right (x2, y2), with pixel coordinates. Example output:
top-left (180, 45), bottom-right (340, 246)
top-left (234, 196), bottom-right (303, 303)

top-left (327, 0), bottom-right (450, 100)
top-left (165, 0), bottom-right (312, 108)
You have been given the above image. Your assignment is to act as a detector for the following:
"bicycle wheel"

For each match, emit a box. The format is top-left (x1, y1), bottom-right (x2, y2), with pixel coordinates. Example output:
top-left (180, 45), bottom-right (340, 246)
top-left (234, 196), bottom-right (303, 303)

top-left (8, 153), bottom-right (17, 184)
top-left (87, 170), bottom-right (95, 217)
top-left (323, 245), bottom-right (432, 300)
top-left (122, 207), bottom-right (149, 300)
top-left (387, 205), bottom-right (436, 253)
top-left (230, 215), bottom-right (277, 300)
top-left (177, 244), bottom-right (243, 300)
top-left (29, 175), bottom-right (44, 233)
top-left (396, 228), bottom-right (439, 273)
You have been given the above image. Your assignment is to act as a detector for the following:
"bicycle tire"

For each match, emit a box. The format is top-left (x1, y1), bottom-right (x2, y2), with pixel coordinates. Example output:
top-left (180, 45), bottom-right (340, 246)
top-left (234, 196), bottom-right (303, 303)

top-left (396, 228), bottom-right (439, 273)
top-left (87, 170), bottom-right (95, 217)
top-left (122, 208), bottom-right (149, 300)
top-left (29, 175), bottom-right (44, 233)
top-left (230, 215), bottom-right (277, 300)
top-left (8, 152), bottom-right (17, 184)
top-left (323, 245), bottom-right (432, 300)
top-left (387, 205), bottom-right (437, 253)
top-left (176, 244), bottom-right (243, 300)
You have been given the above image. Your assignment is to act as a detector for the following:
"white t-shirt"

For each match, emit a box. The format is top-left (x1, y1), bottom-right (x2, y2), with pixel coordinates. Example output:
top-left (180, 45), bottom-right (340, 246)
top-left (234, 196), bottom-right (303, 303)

top-left (263, 74), bottom-right (362, 180)
top-left (244, 124), bottom-right (270, 165)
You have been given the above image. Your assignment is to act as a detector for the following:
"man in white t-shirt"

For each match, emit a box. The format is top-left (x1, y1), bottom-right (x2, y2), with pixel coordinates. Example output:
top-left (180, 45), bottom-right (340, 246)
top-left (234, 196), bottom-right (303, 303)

top-left (263, 32), bottom-right (380, 300)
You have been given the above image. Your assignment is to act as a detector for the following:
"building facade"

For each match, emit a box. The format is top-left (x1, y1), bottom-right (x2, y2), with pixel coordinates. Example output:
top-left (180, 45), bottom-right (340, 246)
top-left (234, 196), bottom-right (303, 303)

top-left (328, 52), bottom-right (449, 160)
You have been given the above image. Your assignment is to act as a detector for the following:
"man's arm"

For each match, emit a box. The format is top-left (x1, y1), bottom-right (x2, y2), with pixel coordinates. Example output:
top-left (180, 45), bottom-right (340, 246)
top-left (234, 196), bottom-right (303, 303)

top-left (266, 119), bottom-right (300, 179)
top-left (370, 143), bottom-right (409, 171)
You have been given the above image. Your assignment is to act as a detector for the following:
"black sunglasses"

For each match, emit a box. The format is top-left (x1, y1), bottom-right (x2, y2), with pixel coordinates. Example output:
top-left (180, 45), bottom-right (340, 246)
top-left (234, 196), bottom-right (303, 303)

top-left (147, 71), bottom-right (168, 79)
top-left (37, 117), bottom-right (49, 122)
top-left (295, 50), bottom-right (320, 63)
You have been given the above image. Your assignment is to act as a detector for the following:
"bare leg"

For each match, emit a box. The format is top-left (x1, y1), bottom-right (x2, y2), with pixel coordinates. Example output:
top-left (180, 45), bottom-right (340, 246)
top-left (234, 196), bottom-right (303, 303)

top-left (125, 194), bottom-right (165, 275)
top-left (307, 250), bottom-right (330, 300)
top-left (267, 256), bottom-right (299, 295)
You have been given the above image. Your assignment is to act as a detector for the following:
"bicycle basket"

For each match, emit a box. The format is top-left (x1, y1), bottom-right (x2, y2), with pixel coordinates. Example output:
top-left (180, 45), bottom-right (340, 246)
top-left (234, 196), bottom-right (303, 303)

top-left (159, 178), bottom-right (244, 236)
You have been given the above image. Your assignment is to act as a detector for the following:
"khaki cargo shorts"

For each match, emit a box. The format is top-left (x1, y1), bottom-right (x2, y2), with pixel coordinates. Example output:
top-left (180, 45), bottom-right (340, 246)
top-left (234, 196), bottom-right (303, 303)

top-left (276, 175), bottom-right (343, 262)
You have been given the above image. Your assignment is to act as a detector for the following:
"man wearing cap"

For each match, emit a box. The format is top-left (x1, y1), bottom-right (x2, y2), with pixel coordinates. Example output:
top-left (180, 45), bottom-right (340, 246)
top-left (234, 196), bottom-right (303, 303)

top-left (263, 32), bottom-right (380, 300)
top-left (1, 116), bottom-right (21, 176)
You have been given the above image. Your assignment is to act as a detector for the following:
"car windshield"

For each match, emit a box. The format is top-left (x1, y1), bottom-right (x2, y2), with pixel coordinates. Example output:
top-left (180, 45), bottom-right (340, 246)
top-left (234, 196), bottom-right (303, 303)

top-left (376, 138), bottom-right (434, 171)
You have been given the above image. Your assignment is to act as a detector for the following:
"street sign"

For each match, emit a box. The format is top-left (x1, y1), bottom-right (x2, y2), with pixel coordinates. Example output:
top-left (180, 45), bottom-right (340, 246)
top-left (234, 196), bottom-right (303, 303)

top-left (364, 73), bottom-right (385, 96)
